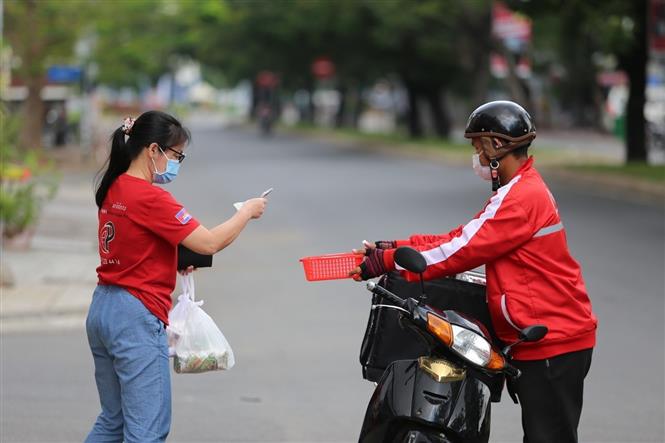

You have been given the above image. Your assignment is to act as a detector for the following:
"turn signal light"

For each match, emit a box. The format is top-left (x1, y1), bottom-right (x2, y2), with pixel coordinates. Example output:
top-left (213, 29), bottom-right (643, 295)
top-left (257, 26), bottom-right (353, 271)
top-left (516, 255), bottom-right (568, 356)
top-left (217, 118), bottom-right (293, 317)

top-left (487, 348), bottom-right (506, 371)
top-left (426, 313), bottom-right (453, 346)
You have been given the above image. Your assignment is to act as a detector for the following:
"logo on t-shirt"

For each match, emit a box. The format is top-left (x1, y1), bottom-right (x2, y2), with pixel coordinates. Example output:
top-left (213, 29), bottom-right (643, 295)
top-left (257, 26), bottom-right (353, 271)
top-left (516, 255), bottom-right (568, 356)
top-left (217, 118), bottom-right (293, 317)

top-left (175, 208), bottom-right (192, 225)
top-left (100, 221), bottom-right (115, 254)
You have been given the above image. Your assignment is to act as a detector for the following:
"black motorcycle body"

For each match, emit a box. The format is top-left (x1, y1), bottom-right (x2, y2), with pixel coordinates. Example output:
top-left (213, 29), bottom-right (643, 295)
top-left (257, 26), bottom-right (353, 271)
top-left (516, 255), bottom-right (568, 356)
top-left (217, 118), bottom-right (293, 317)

top-left (355, 247), bottom-right (546, 443)
top-left (360, 358), bottom-right (492, 443)
top-left (359, 297), bottom-right (500, 443)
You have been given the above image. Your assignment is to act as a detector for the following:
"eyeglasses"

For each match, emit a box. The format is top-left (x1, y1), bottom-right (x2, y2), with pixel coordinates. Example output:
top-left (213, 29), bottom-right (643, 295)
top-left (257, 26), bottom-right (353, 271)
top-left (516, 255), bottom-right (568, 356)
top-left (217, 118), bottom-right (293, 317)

top-left (160, 146), bottom-right (186, 163)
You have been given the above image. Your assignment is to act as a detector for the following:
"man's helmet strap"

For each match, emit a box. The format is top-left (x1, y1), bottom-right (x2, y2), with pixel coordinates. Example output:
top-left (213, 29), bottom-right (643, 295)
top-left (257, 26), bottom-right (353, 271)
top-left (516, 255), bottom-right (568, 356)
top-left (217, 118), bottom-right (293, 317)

top-left (490, 158), bottom-right (501, 192)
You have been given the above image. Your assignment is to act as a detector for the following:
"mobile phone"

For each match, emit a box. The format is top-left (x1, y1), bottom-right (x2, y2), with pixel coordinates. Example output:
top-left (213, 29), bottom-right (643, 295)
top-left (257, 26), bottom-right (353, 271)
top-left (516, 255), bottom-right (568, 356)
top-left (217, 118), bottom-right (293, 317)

top-left (261, 187), bottom-right (274, 198)
top-left (234, 187), bottom-right (274, 211)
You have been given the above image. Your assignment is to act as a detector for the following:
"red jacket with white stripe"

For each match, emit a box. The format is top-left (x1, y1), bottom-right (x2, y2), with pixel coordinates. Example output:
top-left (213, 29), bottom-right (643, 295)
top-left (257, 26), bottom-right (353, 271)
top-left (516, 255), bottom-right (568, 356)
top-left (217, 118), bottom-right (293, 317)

top-left (383, 157), bottom-right (597, 360)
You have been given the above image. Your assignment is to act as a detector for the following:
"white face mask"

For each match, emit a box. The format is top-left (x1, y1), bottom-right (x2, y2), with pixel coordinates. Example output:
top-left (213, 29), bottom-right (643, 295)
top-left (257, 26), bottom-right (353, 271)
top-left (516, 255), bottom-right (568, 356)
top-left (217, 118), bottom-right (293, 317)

top-left (472, 153), bottom-right (492, 181)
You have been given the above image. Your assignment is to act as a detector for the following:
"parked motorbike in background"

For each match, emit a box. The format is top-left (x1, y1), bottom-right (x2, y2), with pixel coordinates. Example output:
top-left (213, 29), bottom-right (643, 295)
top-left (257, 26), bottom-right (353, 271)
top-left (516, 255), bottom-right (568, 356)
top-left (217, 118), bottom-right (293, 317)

top-left (258, 103), bottom-right (273, 137)
top-left (356, 247), bottom-right (547, 443)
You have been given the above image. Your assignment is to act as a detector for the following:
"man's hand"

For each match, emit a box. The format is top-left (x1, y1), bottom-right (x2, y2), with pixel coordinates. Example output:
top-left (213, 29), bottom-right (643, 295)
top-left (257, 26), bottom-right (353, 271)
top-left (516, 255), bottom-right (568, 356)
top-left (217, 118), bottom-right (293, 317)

top-left (351, 240), bottom-right (396, 256)
top-left (348, 248), bottom-right (388, 281)
top-left (352, 240), bottom-right (375, 256)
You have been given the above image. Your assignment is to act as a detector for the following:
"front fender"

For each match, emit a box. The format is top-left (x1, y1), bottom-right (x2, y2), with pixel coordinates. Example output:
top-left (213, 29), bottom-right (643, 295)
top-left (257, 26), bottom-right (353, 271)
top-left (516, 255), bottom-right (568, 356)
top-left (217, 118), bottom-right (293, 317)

top-left (359, 359), bottom-right (491, 443)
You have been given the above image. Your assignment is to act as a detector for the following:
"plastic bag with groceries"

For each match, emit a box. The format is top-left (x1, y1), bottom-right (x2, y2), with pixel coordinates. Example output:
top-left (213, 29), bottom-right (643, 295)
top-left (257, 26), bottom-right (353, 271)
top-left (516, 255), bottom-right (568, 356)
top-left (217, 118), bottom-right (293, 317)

top-left (167, 274), bottom-right (235, 374)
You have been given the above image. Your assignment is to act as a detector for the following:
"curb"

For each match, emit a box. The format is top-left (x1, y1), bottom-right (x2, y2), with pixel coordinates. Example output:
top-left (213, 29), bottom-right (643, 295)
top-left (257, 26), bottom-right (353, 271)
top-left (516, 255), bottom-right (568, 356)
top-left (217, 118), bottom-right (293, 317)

top-left (0, 310), bottom-right (87, 334)
top-left (541, 167), bottom-right (665, 204)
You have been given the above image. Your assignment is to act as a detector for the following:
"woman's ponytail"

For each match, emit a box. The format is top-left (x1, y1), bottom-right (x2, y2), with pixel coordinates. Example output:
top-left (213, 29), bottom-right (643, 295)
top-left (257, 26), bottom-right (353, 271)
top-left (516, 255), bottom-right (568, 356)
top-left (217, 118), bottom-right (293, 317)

top-left (95, 127), bottom-right (132, 208)
top-left (94, 111), bottom-right (190, 209)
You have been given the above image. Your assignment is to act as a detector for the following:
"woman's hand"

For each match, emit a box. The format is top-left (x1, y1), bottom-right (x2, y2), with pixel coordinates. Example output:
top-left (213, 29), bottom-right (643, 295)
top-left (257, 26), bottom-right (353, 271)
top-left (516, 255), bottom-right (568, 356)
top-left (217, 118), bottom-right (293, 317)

top-left (178, 265), bottom-right (196, 276)
top-left (240, 197), bottom-right (267, 219)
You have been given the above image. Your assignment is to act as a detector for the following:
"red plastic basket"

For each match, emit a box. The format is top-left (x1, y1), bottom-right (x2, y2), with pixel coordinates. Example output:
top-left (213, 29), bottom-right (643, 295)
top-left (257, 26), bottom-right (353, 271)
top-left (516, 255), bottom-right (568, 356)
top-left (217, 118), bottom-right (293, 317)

top-left (300, 252), bottom-right (364, 281)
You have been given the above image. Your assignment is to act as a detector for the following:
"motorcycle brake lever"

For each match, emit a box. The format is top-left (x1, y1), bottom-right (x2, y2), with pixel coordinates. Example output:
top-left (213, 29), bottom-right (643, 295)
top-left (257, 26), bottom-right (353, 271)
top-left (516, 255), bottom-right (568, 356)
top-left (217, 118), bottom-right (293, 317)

top-left (504, 364), bottom-right (521, 379)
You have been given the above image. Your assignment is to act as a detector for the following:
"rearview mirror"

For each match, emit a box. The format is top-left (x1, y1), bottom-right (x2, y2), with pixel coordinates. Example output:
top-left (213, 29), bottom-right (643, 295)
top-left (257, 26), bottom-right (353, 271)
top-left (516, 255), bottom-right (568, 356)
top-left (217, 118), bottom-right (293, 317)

top-left (394, 247), bottom-right (427, 274)
top-left (519, 325), bottom-right (548, 342)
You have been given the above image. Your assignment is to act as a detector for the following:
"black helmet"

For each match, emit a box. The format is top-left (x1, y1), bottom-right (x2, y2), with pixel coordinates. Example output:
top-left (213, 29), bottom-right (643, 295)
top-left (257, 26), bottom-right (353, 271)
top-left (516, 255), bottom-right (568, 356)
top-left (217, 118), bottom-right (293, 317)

top-left (464, 100), bottom-right (536, 148)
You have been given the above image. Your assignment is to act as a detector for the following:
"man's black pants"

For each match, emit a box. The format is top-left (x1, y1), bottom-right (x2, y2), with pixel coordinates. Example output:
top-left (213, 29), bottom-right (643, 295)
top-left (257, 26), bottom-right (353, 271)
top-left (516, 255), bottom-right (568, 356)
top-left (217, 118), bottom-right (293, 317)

top-left (511, 348), bottom-right (593, 443)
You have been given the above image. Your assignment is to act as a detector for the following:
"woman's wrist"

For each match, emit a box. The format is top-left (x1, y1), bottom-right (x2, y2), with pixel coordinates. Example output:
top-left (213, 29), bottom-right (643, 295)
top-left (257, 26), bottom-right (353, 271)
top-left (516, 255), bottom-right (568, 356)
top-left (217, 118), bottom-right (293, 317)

top-left (236, 205), bottom-right (253, 222)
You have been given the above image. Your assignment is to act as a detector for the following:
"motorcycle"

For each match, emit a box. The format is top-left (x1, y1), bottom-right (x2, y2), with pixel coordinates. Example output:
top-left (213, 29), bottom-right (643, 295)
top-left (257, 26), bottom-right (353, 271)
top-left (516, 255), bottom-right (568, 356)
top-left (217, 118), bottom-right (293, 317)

top-left (258, 103), bottom-right (273, 137)
top-left (357, 247), bottom-right (547, 443)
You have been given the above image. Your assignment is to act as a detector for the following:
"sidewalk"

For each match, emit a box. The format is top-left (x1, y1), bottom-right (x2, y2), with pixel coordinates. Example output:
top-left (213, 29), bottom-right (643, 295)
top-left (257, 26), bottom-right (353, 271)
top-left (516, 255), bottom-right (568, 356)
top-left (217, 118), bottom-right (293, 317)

top-left (0, 168), bottom-right (99, 334)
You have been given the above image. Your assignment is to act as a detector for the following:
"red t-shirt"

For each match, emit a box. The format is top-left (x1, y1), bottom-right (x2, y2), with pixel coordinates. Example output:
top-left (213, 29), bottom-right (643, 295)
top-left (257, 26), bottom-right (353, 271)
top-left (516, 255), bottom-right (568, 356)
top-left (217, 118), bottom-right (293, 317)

top-left (96, 173), bottom-right (200, 324)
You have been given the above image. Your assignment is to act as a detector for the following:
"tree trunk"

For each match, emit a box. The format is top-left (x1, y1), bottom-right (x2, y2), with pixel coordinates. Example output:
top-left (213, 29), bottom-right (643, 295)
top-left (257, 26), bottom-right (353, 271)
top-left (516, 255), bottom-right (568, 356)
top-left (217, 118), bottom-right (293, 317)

top-left (306, 82), bottom-right (316, 125)
top-left (17, 0), bottom-right (45, 151)
top-left (469, 5), bottom-right (492, 106)
top-left (404, 81), bottom-right (423, 138)
top-left (426, 87), bottom-right (450, 138)
top-left (349, 84), bottom-right (363, 129)
top-left (335, 84), bottom-right (347, 128)
top-left (558, 4), bottom-right (601, 128)
top-left (472, 59), bottom-right (491, 107)
top-left (19, 78), bottom-right (45, 150)
top-left (250, 82), bottom-right (258, 120)
top-left (623, 0), bottom-right (648, 163)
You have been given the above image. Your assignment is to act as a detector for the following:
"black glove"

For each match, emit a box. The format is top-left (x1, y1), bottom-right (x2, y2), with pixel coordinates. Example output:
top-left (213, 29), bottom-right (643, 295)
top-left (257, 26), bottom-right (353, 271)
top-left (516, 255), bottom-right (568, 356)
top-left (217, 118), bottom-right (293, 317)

top-left (374, 240), bottom-right (396, 249)
top-left (360, 248), bottom-right (388, 280)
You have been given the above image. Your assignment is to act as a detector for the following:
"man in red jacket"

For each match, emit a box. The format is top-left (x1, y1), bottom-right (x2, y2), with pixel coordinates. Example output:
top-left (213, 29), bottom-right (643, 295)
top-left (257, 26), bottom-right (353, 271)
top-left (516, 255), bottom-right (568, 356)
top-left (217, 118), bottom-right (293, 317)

top-left (351, 101), bottom-right (597, 443)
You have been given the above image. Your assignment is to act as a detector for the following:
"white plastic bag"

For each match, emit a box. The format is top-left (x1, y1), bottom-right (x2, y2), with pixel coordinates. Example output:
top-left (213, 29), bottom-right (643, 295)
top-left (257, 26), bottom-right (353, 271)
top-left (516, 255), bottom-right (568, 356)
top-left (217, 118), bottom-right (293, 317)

top-left (167, 274), bottom-right (235, 374)
top-left (166, 274), bottom-right (196, 357)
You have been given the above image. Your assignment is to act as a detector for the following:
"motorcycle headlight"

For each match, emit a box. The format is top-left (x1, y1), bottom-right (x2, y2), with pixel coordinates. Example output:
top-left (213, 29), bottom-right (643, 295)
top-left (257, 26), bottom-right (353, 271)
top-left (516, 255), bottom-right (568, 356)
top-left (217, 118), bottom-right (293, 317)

top-left (451, 324), bottom-right (491, 366)
top-left (427, 313), bottom-right (506, 371)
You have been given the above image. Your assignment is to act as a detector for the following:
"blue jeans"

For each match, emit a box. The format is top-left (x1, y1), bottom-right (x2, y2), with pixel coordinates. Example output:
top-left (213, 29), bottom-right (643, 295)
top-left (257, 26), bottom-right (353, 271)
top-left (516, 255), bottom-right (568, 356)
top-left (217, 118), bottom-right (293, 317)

top-left (85, 285), bottom-right (171, 442)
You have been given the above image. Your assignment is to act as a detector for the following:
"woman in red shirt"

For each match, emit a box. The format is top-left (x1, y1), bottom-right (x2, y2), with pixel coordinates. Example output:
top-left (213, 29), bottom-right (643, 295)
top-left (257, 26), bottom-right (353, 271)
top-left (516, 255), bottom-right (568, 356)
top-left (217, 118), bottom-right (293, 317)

top-left (86, 111), bottom-right (266, 442)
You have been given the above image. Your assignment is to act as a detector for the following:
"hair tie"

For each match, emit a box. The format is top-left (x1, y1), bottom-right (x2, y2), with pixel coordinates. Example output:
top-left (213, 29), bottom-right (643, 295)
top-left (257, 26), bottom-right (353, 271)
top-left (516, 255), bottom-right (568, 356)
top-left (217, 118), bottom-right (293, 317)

top-left (122, 117), bottom-right (136, 135)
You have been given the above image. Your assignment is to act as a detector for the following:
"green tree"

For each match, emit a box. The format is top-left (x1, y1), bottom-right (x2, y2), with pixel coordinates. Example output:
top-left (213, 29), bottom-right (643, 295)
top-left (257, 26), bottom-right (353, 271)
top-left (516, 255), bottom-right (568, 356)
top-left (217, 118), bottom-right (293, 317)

top-left (606, 0), bottom-right (648, 162)
top-left (510, 0), bottom-right (650, 163)
top-left (89, 0), bottom-right (195, 91)
top-left (185, 0), bottom-right (491, 138)
top-left (180, 0), bottom-right (372, 120)
top-left (365, 0), bottom-right (491, 137)
top-left (4, 0), bottom-right (87, 150)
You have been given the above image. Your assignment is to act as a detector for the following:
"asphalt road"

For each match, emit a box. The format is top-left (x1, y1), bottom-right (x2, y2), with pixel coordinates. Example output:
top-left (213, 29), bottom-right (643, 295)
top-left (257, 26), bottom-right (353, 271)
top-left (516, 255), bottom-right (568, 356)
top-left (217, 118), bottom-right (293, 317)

top-left (2, 123), bottom-right (664, 442)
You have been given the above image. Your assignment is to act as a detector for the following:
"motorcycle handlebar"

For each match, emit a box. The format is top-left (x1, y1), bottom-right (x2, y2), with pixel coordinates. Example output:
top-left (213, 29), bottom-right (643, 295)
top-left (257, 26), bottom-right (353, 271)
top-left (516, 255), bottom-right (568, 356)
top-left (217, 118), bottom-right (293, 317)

top-left (366, 281), bottom-right (408, 309)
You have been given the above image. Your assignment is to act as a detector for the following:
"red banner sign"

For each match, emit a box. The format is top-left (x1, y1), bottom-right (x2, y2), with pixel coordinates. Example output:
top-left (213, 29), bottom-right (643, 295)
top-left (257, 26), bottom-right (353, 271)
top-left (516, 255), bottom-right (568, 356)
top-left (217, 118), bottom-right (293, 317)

top-left (311, 57), bottom-right (335, 79)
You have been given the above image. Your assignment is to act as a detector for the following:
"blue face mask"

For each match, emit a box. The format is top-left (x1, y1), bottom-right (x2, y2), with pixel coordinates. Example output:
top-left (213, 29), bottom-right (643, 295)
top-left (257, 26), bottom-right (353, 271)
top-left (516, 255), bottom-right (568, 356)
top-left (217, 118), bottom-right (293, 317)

top-left (152, 148), bottom-right (180, 184)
